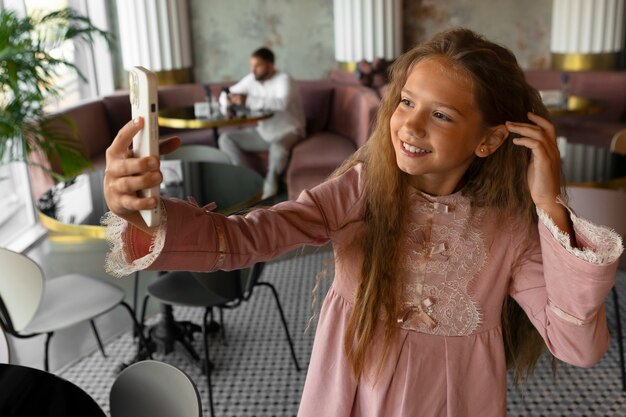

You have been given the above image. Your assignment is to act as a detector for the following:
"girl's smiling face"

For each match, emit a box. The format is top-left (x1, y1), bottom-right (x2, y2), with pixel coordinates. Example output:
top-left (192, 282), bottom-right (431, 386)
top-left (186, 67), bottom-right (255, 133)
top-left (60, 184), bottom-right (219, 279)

top-left (390, 57), bottom-right (489, 196)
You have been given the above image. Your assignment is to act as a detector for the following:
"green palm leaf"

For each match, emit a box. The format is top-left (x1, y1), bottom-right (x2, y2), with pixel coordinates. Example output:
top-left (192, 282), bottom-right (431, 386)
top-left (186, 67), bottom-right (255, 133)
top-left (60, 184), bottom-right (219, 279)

top-left (0, 8), bottom-right (113, 179)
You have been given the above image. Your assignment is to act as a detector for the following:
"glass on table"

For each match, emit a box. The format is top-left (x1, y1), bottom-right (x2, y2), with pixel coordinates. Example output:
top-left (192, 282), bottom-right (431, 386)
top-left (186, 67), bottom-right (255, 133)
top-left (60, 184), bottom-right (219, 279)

top-left (193, 101), bottom-right (210, 118)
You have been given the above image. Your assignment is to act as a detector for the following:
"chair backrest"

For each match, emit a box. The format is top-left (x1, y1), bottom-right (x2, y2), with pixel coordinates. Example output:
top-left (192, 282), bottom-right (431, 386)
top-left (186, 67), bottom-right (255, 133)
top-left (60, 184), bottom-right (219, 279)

top-left (109, 360), bottom-right (202, 417)
top-left (565, 186), bottom-right (626, 237)
top-left (242, 262), bottom-right (266, 299)
top-left (0, 248), bottom-right (44, 333)
top-left (0, 326), bottom-right (9, 363)
top-left (191, 262), bottom-right (265, 303)
top-left (164, 144), bottom-right (233, 164)
top-left (611, 129), bottom-right (626, 155)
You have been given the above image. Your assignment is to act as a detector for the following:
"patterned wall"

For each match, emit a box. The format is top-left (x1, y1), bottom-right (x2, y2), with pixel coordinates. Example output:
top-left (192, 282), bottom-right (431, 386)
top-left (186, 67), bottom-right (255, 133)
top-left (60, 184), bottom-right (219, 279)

top-left (403, 0), bottom-right (552, 69)
top-left (189, 0), bottom-right (336, 82)
top-left (188, 0), bottom-right (552, 83)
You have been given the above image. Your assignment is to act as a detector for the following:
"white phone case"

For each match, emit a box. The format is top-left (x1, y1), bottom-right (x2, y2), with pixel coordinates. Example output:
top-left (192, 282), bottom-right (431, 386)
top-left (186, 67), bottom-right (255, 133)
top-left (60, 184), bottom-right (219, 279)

top-left (129, 66), bottom-right (160, 227)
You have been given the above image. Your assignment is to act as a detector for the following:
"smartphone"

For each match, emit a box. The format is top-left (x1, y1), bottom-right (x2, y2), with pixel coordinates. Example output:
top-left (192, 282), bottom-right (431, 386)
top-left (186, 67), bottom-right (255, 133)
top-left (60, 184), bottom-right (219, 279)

top-left (129, 66), bottom-right (160, 227)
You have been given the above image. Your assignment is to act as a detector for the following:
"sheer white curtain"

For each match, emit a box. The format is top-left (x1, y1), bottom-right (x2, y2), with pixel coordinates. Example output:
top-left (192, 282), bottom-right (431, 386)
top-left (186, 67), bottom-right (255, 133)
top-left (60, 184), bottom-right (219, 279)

top-left (69, 0), bottom-right (115, 99)
top-left (0, 0), bottom-right (40, 251)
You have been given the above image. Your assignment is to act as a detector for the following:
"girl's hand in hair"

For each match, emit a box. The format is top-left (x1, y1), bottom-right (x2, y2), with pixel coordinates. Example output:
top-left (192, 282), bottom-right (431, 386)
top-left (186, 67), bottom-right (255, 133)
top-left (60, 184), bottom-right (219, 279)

top-left (506, 113), bottom-right (574, 237)
top-left (103, 117), bottom-right (181, 235)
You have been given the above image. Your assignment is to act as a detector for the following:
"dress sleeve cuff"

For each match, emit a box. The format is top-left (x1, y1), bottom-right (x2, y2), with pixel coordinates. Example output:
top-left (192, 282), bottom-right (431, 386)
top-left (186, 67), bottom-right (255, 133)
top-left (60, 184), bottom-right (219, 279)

top-left (101, 201), bottom-right (168, 278)
top-left (547, 299), bottom-right (598, 326)
top-left (536, 196), bottom-right (623, 265)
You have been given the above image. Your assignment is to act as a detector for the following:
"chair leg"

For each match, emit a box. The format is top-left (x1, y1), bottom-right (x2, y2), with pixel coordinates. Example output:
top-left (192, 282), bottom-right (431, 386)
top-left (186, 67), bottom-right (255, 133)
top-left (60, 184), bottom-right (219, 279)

top-left (119, 301), bottom-right (153, 360)
top-left (612, 287), bottom-right (625, 391)
top-left (140, 294), bottom-right (150, 330)
top-left (90, 319), bottom-right (107, 357)
top-left (44, 332), bottom-right (53, 372)
top-left (256, 282), bottom-right (301, 371)
top-left (132, 271), bottom-right (140, 337)
top-left (219, 307), bottom-right (227, 345)
top-left (202, 308), bottom-right (215, 417)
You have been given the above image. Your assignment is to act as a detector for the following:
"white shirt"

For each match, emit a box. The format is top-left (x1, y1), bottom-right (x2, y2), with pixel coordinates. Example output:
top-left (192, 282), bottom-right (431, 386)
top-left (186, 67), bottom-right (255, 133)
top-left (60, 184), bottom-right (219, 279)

top-left (229, 71), bottom-right (305, 142)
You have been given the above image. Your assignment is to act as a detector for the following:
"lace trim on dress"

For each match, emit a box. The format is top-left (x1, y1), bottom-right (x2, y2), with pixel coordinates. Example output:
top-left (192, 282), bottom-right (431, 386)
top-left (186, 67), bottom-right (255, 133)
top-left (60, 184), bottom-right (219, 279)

top-left (536, 197), bottom-right (623, 265)
top-left (400, 196), bottom-right (485, 336)
top-left (102, 201), bottom-right (167, 278)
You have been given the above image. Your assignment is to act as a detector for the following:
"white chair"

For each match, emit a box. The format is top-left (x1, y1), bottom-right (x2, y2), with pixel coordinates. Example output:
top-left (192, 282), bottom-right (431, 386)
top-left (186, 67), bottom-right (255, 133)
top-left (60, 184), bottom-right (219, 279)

top-left (163, 144), bottom-right (233, 164)
top-left (109, 360), bottom-right (202, 417)
top-left (565, 186), bottom-right (626, 391)
top-left (611, 129), bottom-right (626, 155)
top-left (0, 247), bottom-right (149, 371)
top-left (0, 326), bottom-right (9, 364)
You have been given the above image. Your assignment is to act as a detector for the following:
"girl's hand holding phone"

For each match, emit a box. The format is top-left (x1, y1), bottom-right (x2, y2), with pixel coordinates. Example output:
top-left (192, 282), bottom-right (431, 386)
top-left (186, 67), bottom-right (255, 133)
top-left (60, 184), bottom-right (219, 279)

top-left (103, 117), bottom-right (181, 234)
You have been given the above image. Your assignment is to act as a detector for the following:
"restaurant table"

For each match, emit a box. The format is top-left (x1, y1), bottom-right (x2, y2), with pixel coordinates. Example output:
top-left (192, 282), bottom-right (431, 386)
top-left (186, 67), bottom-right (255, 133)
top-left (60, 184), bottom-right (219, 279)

top-left (546, 95), bottom-right (604, 116)
top-left (0, 363), bottom-right (105, 416)
top-left (38, 161), bottom-right (264, 237)
top-left (36, 161), bottom-right (264, 370)
top-left (159, 106), bottom-right (273, 144)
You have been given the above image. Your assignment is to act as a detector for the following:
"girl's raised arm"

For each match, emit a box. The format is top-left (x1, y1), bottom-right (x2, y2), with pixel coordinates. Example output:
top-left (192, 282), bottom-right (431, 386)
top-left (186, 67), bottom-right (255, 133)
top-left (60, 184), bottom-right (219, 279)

top-left (506, 112), bottom-right (574, 239)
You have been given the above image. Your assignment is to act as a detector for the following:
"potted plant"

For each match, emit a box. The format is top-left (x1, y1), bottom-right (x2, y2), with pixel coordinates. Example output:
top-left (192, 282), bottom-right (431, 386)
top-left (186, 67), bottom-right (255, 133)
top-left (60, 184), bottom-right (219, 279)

top-left (0, 8), bottom-right (112, 180)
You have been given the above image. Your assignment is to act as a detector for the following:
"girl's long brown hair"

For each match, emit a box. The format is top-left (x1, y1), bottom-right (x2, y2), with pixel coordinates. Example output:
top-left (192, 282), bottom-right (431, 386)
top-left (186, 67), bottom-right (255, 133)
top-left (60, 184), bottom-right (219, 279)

top-left (333, 28), bottom-right (557, 383)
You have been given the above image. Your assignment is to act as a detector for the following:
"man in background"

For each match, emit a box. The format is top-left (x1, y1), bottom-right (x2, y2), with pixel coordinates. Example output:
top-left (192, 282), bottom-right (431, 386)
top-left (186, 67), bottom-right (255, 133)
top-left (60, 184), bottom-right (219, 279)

top-left (218, 47), bottom-right (305, 199)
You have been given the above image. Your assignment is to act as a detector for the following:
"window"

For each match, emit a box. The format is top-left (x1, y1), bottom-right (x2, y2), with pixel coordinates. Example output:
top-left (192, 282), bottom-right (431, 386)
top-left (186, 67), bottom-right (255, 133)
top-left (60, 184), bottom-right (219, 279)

top-left (0, 144), bottom-right (44, 252)
top-left (15, 0), bottom-right (115, 111)
top-left (25, 0), bottom-right (79, 111)
top-left (0, 0), bottom-right (114, 251)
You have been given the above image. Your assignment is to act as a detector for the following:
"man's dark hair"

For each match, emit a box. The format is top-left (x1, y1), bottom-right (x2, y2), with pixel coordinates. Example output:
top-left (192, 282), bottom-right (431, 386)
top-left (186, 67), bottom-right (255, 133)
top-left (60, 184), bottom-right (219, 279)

top-left (251, 47), bottom-right (275, 64)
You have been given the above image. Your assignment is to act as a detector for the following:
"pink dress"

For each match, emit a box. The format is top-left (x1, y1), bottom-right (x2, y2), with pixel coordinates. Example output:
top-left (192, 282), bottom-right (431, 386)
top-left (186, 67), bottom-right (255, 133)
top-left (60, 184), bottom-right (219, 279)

top-left (104, 164), bottom-right (623, 417)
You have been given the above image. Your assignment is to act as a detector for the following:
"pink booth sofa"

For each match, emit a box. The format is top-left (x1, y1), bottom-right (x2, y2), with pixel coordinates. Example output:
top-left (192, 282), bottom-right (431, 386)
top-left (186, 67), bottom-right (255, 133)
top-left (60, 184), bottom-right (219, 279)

top-left (34, 80), bottom-right (381, 201)
top-left (524, 69), bottom-right (626, 149)
top-left (30, 86), bottom-right (218, 199)
top-left (245, 80), bottom-right (381, 200)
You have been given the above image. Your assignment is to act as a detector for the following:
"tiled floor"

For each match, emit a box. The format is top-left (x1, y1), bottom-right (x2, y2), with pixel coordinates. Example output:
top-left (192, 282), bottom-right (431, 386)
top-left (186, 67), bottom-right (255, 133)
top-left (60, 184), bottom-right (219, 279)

top-left (61, 250), bottom-right (626, 416)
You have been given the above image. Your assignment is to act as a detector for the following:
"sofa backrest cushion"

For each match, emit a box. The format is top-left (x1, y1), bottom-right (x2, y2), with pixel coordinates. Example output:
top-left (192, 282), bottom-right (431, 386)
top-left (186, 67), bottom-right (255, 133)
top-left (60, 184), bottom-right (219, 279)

top-left (327, 83), bottom-right (380, 148)
top-left (102, 91), bottom-right (131, 139)
top-left (569, 71), bottom-right (626, 122)
top-left (296, 80), bottom-right (334, 135)
top-left (44, 98), bottom-right (112, 163)
top-left (525, 70), bottom-right (626, 122)
top-left (524, 70), bottom-right (562, 90)
top-left (158, 83), bottom-right (206, 109)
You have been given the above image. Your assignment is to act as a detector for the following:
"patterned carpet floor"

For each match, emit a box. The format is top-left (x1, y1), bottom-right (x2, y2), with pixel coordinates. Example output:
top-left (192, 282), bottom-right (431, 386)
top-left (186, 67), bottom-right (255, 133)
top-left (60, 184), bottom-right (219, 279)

top-left (60, 249), bottom-right (626, 416)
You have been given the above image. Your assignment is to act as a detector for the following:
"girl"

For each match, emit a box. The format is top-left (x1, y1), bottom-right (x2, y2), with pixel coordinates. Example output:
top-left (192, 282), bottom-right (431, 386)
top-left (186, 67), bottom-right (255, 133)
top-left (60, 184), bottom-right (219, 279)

top-left (103, 29), bottom-right (623, 416)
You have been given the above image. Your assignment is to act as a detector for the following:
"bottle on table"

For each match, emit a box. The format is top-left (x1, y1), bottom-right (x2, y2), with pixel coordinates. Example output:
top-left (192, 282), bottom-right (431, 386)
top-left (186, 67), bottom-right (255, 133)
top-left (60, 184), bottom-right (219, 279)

top-left (202, 85), bottom-right (213, 116)
top-left (219, 87), bottom-right (230, 115)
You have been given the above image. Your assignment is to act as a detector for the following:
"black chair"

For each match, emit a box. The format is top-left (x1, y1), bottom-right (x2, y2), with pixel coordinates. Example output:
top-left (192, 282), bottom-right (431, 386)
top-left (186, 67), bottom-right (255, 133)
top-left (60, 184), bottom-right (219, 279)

top-left (140, 262), bottom-right (300, 416)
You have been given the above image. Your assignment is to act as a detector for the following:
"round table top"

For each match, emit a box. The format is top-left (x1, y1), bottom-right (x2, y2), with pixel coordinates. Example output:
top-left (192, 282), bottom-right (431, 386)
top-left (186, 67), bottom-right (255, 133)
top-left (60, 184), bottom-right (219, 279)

top-left (547, 95), bottom-right (604, 116)
top-left (0, 364), bottom-right (105, 416)
top-left (37, 161), bottom-right (264, 239)
top-left (158, 106), bottom-right (273, 129)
